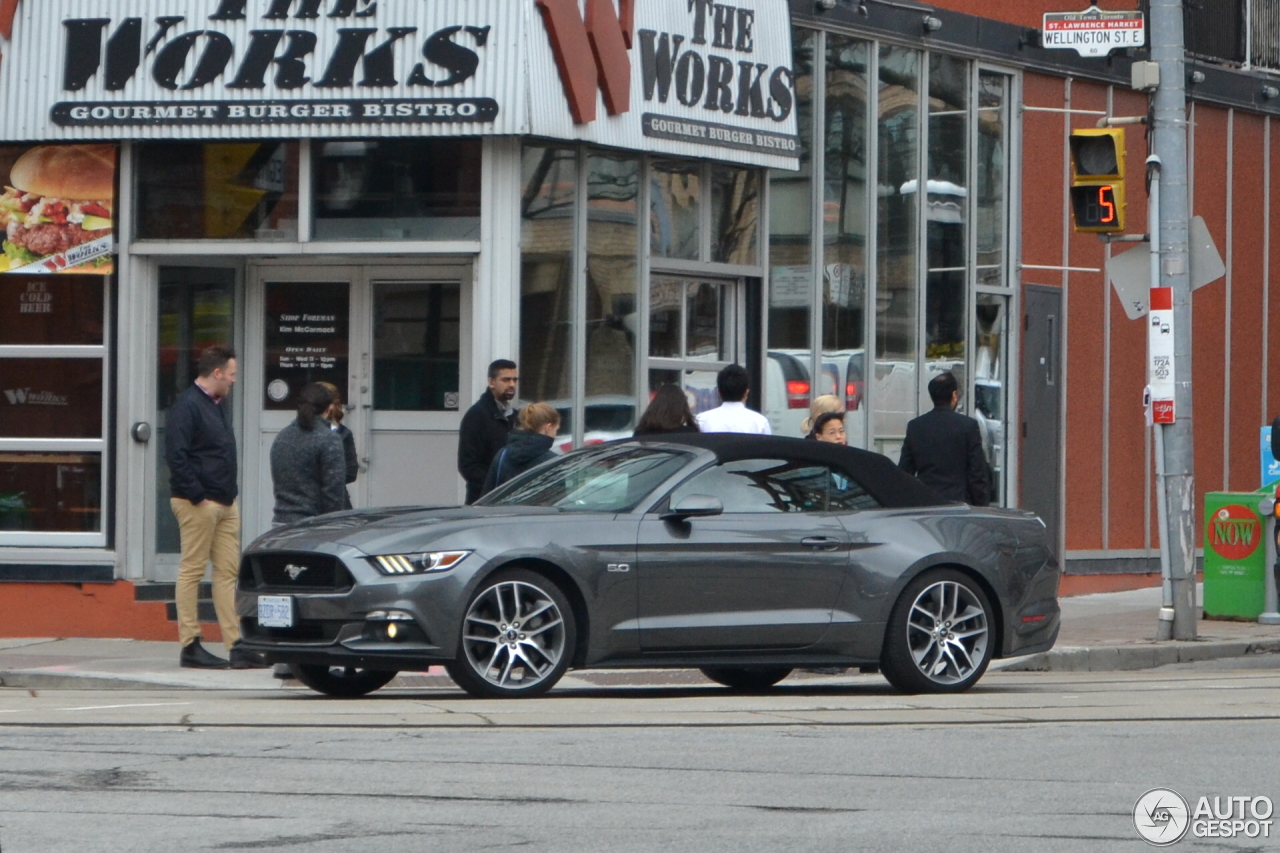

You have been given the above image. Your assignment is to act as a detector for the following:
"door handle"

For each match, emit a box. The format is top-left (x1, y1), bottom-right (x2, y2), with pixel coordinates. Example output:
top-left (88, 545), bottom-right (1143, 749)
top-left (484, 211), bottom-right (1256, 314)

top-left (801, 536), bottom-right (841, 551)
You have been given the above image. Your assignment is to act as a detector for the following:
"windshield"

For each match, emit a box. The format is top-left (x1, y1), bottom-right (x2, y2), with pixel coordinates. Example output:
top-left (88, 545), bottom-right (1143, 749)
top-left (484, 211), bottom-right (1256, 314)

top-left (476, 445), bottom-right (693, 512)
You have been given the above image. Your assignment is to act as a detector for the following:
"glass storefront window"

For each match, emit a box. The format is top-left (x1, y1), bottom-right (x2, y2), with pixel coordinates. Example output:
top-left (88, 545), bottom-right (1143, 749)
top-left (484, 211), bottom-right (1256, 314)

top-left (263, 280), bottom-right (349, 410)
top-left (373, 281), bottom-right (460, 411)
top-left (0, 276), bottom-right (104, 345)
top-left (136, 142), bottom-right (299, 240)
top-left (768, 29), bottom-right (815, 371)
top-left (823, 34), bottom-right (870, 447)
top-left (925, 53), bottom-right (970, 394)
top-left (156, 267), bottom-right (235, 553)
top-left (520, 145), bottom-right (577, 439)
top-left (874, 45), bottom-right (921, 459)
top-left (650, 159), bottom-right (702, 260)
top-left (974, 294), bottom-right (1008, 503)
top-left (976, 72), bottom-right (1009, 288)
top-left (0, 359), bottom-right (102, 438)
top-left (711, 165), bottom-right (760, 265)
top-left (313, 139), bottom-right (481, 241)
top-left (585, 153), bottom-right (638, 429)
top-left (0, 452), bottom-right (101, 533)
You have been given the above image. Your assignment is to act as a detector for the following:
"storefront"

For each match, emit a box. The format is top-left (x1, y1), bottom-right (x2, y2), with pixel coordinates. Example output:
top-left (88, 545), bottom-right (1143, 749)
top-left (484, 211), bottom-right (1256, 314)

top-left (0, 0), bottom-right (799, 618)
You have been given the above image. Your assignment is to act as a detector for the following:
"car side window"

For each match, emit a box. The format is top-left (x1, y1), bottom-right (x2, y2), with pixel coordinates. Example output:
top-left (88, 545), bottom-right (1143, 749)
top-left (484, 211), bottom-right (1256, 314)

top-left (669, 459), bottom-right (831, 513)
top-left (828, 464), bottom-right (881, 512)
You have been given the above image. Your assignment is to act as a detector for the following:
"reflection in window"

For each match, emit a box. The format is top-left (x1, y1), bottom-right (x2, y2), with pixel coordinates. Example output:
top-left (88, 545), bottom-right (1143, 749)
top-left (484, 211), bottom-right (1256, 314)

top-left (975, 294), bottom-right (1008, 504)
top-left (373, 282), bottom-right (460, 411)
top-left (768, 30), bottom-right (815, 361)
top-left (136, 142), bottom-right (299, 240)
top-left (711, 165), bottom-right (760, 264)
top-left (0, 452), bottom-right (101, 532)
top-left (585, 153), bottom-right (638, 431)
top-left (925, 53), bottom-right (969, 389)
top-left (313, 139), bottom-right (481, 240)
top-left (650, 159), bottom-right (701, 260)
top-left (520, 146), bottom-right (576, 436)
top-left (480, 446), bottom-right (691, 512)
top-left (976, 72), bottom-right (1009, 287)
top-left (671, 458), bottom-right (830, 513)
top-left (824, 34), bottom-right (870, 447)
top-left (874, 45), bottom-right (920, 459)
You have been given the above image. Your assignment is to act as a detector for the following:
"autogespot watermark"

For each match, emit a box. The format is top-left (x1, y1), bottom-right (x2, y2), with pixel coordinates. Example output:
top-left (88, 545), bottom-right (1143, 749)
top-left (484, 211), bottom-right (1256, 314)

top-left (1134, 788), bottom-right (1274, 845)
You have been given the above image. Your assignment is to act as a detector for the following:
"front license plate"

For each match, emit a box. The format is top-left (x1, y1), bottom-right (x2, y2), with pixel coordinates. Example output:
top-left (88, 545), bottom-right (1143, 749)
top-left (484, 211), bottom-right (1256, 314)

top-left (257, 595), bottom-right (294, 628)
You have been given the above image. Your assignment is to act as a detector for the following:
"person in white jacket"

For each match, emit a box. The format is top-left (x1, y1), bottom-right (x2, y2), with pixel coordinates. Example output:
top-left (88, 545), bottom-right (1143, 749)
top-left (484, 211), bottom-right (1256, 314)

top-left (696, 364), bottom-right (771, 435)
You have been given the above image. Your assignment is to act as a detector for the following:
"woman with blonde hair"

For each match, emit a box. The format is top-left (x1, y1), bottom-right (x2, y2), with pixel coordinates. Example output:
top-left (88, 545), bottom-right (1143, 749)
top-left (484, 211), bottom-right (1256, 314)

top-left (799, 394), bottom-right (844, 436)
top-left (481, 402), bottom-right (561, 495)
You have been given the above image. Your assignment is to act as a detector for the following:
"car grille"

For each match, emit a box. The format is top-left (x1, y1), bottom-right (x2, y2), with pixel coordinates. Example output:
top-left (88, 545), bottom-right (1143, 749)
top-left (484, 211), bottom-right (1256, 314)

top-left (239, 552), bottom-right (353, 592)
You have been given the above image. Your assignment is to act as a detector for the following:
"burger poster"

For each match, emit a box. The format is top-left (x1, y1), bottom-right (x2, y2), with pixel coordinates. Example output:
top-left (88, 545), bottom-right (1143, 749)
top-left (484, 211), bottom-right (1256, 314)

top-left (0, 144), bottom-right (115, 275)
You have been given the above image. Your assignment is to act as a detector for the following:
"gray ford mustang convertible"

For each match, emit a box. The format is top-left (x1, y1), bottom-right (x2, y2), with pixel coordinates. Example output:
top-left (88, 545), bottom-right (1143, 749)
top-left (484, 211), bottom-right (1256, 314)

top-left (236, 434), bottom-right (1059, 698)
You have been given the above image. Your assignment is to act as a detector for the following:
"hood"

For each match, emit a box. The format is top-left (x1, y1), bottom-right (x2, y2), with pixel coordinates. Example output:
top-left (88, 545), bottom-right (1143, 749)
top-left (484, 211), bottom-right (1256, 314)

top-left (502, 430), bottom-right (554, 466)
top-left (247, 504), bottom-right (564, 554)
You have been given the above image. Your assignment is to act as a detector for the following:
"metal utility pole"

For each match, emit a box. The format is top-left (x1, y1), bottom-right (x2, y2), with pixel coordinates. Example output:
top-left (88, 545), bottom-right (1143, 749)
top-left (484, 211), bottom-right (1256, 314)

top-left (1150, 0), bottom-right (1197, 639)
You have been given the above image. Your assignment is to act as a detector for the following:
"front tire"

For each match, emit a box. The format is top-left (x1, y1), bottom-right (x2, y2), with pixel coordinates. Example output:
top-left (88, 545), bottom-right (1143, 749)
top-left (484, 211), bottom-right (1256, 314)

top-left (446, 568), bottom-right (576, 699)
top-left (290, 664), bottom-right (398, 698)
top-left (699, 667), bottom-right (793, 691)
top-left (880, 569), bottom-right (994, 694)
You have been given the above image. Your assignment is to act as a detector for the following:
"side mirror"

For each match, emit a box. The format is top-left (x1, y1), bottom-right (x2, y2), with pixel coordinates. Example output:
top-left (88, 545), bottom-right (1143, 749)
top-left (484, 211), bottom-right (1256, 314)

top-left (662, 494), bottom-right (724, 521)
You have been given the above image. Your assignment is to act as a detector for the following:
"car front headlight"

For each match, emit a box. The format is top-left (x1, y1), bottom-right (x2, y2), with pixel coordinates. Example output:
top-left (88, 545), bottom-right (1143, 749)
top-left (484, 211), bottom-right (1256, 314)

top-left (369, 550), bottom-right (471, 575)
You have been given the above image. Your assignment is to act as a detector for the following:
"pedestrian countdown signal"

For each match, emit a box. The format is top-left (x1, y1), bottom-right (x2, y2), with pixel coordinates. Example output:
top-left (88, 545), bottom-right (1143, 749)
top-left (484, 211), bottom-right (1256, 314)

top-left (1069, 128), bottom-right (1126, 233)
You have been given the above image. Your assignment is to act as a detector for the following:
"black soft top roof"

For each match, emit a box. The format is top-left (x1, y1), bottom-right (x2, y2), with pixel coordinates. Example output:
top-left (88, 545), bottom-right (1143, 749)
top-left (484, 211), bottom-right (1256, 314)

top-left (635, 433), bottom-right (949, 509)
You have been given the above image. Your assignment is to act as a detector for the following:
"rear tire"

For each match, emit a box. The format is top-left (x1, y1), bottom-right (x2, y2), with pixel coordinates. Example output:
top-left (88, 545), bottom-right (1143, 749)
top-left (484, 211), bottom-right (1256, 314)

top-left (289, 664), bottom-right (398, 698)
top-left (446, 568), bottom-right (576, 699)
top-left (880, 568), bottom-right (994, 694)
top-left (699, 667), bottom-right (793, 691)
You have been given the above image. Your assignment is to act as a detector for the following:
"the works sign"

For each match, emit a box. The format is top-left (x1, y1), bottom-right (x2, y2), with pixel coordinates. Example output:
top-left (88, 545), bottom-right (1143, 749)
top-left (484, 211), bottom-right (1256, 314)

top-left (0, 0), bottom-right (798, 169)
top-left (528, 0), bottom-right (798, 165)
top-left (0, 0), bottom-right (519, 139)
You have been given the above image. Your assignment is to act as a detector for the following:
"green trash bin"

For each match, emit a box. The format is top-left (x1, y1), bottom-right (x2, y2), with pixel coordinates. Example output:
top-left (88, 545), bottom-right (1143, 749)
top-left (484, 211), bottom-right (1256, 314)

top-left (1204, 491), bottom-right (1270, 620)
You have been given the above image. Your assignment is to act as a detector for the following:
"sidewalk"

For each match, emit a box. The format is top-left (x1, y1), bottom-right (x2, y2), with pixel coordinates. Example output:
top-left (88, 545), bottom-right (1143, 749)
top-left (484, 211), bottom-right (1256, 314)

top-left (1, 585), bottom-right (1278, 690)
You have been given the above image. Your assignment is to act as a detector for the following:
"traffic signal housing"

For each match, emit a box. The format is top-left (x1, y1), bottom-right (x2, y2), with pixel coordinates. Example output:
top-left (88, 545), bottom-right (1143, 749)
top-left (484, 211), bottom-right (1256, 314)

top-left (1069, 128), bottom-right (1126, 233)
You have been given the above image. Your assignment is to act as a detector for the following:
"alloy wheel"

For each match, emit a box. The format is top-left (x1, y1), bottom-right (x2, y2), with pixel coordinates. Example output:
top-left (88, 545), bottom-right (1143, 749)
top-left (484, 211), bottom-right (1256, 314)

top-left (904, 580), bottom-right (990, 685)
top-left (461, 579), bottom-right (567, 691)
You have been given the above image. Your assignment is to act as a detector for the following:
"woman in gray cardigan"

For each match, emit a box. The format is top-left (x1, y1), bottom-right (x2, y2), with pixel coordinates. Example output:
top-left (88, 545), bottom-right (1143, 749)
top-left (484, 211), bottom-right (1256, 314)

top-left (269, 382), bottom-right (347, 525)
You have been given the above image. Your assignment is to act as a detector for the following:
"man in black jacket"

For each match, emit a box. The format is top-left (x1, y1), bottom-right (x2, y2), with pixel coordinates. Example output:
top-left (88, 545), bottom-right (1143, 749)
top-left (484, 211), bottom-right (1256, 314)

top-left (165, 345), bottom-right (263, 670)
top-left (898, 372), bottom-right (990, 506)
top-left (457, 359), bottom-right (519, 504)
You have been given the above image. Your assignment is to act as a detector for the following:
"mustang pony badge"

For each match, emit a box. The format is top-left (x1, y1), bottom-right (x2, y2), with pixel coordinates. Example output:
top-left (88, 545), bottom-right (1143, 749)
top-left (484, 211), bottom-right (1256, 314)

top-left (284, 564), bottom-right (308, 581)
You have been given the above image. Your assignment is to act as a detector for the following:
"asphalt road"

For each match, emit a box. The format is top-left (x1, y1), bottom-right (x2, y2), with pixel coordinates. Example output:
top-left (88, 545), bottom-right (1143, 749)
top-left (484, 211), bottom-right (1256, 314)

top-left (1, 659), bottom-right (1278, 853)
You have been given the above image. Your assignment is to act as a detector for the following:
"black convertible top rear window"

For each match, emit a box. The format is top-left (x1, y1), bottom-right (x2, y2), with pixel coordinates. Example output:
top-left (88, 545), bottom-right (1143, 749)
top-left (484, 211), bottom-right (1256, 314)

top-left (635, 434), bottom-right (949, 509)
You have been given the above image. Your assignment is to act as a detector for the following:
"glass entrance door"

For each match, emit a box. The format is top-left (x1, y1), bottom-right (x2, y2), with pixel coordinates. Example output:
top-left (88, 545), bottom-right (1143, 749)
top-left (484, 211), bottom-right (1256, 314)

top-left (647, 274), bottom-right (744, 414)
top-left (244, 263), bottom-right (467, 542)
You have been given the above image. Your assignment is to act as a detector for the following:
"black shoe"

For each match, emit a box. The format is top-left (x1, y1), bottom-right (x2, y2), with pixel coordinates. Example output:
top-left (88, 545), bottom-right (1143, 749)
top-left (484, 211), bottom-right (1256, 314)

top-left (180, 638), bottom-right (229, 670)
top-left (229, 642), bottom-right (269, 670)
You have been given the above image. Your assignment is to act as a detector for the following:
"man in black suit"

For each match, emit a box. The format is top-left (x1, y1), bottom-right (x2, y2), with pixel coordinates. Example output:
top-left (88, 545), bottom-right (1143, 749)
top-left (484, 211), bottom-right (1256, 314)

top-left (898, 372), bottom-right (990, 506)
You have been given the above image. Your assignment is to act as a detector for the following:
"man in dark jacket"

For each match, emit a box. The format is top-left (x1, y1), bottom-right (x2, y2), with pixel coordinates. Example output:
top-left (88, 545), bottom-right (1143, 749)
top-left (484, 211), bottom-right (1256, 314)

top-left (165, 345), bottom-right (263, 670)
top-left (457, 359), bottom-right (519, 504)
top-left (898, 372), bottom-right (990, 506)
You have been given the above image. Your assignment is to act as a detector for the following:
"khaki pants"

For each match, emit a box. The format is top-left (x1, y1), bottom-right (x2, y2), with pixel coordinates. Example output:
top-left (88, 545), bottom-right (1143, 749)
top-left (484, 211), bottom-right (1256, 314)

top-left (171, 498), bottom-right (241, 649)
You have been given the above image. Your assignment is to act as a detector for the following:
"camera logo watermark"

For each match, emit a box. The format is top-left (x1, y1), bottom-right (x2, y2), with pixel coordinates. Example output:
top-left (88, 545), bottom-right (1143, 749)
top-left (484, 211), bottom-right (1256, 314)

top-left (1134, 788), bottom-right (1191, 845)
top-left (1134, 789), bottom-right (1274, 844)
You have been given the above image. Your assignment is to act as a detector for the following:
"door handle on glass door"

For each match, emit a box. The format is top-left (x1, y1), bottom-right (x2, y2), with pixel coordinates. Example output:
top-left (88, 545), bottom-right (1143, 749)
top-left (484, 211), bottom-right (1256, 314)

top-left (801, 536), bottom-right (840, 550)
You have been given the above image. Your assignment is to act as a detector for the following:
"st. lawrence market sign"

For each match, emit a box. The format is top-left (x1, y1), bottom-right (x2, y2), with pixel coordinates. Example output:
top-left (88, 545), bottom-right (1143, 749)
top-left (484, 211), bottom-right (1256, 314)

top-left (0, 0), bottom-right (798, 169)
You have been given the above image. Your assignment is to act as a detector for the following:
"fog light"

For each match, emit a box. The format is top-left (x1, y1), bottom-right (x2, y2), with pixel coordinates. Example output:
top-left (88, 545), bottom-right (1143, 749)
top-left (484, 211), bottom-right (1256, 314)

top-left (386, 622), bottom-right (399, 639)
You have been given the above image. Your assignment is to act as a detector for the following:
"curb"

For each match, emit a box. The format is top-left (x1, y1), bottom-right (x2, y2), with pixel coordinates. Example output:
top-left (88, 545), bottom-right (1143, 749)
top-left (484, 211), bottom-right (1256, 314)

top-left (0, 671), bottom-right (166, 690)
top-left (999, 638), bottom-right (1280, 672)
